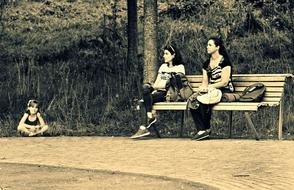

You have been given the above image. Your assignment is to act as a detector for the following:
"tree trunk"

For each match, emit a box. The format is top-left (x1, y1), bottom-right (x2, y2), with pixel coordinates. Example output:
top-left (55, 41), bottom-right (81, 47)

top-left (127, 0), bottom-right (138, 72)
top-left (127, 0), bottom-right (139, 93)
top-left (0, 0), bottom-right (7, 34)
top-left (143, 0), bottom-right (158, 83)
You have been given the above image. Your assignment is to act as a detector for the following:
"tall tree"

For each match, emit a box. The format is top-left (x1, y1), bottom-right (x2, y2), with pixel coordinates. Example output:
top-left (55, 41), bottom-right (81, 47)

top-left (0, 0), bottom-right (7, 34)
top-left (127, 0), bottom-right (138, 74)
top-left (143, 0), bottom-right (158, 83)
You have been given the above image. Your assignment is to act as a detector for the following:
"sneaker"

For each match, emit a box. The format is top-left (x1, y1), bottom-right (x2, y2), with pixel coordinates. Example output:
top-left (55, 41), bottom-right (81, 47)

top-left (146, 117), bottom-right (157, 129)
top-left (28, 132), bottom-right (37, 137)
top-left (191, 130), bottom-right (210, 141)
top-left (130, 126), bottom-right (151, 139)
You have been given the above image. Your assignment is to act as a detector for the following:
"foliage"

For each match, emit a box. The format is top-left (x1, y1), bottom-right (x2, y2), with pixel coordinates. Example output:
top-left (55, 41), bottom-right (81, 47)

top-left (0, 0), bottom-right (293, 139)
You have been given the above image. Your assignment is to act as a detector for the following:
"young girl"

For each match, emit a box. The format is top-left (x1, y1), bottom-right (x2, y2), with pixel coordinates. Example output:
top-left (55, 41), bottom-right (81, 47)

top-left (17, 100), bottom-right (49, 136)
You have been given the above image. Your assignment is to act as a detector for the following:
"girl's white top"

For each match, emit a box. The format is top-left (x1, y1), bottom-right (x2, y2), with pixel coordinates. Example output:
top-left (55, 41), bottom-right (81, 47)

top-left (153, 63), bottom-right (185, 90)
top-left (158, 63), bottom-right (185, 74)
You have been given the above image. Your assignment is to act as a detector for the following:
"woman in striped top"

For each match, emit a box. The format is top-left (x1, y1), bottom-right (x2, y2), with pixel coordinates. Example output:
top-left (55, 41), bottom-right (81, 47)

top-left (190, 37), bottom-right (234, 140)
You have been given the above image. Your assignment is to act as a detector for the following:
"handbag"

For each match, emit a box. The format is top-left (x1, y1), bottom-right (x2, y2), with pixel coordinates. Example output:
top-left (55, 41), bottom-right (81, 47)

top-left (221, 92), bottom-right (241, 102)
top-left (187, 92), bottom-right (201, 109)
top-left (239, 82), bottom-right (265, 102)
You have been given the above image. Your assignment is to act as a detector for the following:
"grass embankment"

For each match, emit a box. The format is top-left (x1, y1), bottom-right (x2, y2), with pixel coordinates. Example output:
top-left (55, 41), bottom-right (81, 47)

top-left (0, 0), bottom-right (293, 139)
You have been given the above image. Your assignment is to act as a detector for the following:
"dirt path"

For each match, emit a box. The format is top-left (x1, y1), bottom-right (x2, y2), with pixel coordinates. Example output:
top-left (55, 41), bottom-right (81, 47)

top-left (1, 137), bottom-right (294, 190)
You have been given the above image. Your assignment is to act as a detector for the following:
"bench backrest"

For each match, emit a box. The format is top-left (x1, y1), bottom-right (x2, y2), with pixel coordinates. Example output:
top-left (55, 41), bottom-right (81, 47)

top-left (187, 74), bottom-right (291, 104)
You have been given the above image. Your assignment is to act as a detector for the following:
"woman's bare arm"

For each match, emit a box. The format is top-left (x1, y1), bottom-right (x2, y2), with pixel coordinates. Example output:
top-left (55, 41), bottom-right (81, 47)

top-left (37, 112), bottom-right (46, 127)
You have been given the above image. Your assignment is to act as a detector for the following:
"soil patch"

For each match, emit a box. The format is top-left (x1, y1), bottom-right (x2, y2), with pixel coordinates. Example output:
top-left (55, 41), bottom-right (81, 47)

top-left (0, 163), bottom-right (216, 190)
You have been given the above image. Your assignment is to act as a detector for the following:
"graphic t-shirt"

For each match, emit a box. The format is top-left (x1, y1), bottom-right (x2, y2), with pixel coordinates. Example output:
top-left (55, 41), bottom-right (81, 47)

top-left (153, 63), bottom-right (185, 90)
top-left (158, 63), bottom-right (185, 75)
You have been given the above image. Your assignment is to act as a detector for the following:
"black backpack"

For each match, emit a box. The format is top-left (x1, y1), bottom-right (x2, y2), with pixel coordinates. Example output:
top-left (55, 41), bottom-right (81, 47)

top-left (239, 82), bottom-right (266, 102)
top-left (166, 73), bottom-right (193, 102)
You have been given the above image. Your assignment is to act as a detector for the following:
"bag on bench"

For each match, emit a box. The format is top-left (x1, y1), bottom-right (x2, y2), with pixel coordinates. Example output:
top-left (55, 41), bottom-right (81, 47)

top-left (166, 73), bottom-right (193, 102)
top-left (221, 92), bottom-right (242, 102)
top-left (239, 82), bottom-right (266, 102)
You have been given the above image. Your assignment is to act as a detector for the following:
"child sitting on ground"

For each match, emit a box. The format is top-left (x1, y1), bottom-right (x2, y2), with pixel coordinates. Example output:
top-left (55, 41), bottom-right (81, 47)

top-left (17, 100), bottom-right (49, 136)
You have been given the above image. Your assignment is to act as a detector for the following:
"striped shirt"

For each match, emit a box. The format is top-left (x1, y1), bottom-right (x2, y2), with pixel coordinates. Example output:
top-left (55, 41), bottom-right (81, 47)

top-left (203, 57), bottom-right (234, 92)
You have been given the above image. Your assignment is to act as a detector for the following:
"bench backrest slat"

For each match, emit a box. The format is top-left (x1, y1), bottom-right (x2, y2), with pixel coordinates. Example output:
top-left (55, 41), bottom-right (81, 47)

top-left (191, 87), bottom-right (285, 92)
top-left (187, 74), bottom-right (288, 103)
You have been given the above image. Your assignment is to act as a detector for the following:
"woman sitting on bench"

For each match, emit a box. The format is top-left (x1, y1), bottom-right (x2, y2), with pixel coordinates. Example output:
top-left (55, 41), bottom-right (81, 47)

top-left (131, 43), bottom-right (185, 139)
top-left (190, 37), bottom-right (234, 140)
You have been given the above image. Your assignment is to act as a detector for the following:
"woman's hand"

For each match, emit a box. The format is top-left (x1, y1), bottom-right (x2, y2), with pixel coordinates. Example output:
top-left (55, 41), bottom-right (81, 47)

top-left (199, 85), bottom-right (208, 93)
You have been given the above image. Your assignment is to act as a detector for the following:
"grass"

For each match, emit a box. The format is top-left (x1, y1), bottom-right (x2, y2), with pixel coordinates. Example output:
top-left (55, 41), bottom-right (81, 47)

top-left (0, 0), bottom-right (293, 139)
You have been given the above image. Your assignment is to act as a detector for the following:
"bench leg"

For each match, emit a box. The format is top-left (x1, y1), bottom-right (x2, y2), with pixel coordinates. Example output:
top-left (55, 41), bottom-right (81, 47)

top-left (244, 112), bottom-right (260, 140)
top-left (229, 111), bottom-right (233, 138)
top-left (152, 124), bottom-right (161, 138)
top-left (179, 111), bottom-right (184, 137)
top-left (278, 101), bottom-right (284, 140)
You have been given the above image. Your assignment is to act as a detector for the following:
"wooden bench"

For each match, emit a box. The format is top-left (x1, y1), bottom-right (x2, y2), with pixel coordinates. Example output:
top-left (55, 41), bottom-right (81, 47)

top-left (152, 74), bottom-right (293, 140)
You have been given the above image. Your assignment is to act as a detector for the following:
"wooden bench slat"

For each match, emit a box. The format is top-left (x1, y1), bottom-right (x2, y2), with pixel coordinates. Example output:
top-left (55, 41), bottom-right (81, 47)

top-left (232, 77), bottom-right (287, 82)
top-left (191, 87), bottom-right (285, 92)
top-left (153, 106), bottom-right (258, 111)
top-left (231, 74), bottom-right (292, 77)
top-left (189, 82), bottom-right (285, 88)
top-left (186, 74), bottom-right (291, 77)
top-left (153, 102), bottom-right (279, 106)
top-left (213, 106), bottom-right (258, 111)
top-left (261, 97), bottom-right (281, 102)
top-left (153, 106), bottom-right (279, 111)
top-left (231, 82), bottom-right (285, 87)
top-left (187, 77), bottom-right (203, 83)
top-left (264, 92), bottom-right (283, 97)
top-left (235, 87), bottom-right (285, 92)
top-left (153, 104), bottom-right (277, 111)
top-left (186, 74), bottom-right (291, 82)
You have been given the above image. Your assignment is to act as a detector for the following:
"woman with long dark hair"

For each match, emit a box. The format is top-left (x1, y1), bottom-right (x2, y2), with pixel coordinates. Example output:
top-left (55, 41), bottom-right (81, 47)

top-left (131, 43), bottom-right (185, 139)
top-left (190, 37), bottom-right (234, 140)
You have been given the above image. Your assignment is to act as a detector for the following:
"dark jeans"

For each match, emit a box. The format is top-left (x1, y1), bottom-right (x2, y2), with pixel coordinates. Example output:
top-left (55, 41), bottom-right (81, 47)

top-left (142, 84), bottom-right (166, 112)
top-left (190, 87), bottom-right (232, 131)
top-left (190, 103), bottom-right (213, 131)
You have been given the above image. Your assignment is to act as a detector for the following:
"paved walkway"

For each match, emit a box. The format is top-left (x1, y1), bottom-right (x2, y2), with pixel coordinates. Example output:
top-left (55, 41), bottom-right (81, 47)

top-left (1, 137), bottom-right (294, 190)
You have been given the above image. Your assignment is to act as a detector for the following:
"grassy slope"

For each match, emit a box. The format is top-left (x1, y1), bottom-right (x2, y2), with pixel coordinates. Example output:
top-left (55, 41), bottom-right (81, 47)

top-left (0, 0), bottom-right (293, 138)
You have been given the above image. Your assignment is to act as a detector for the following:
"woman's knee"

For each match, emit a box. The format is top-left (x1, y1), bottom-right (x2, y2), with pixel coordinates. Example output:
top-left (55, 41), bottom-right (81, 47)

top-left (142, 83), bottom-right (153, 94)
top-left (17, 125), bottom-right (25, 131)
top-left (42, 125), bottom-right (49, 131)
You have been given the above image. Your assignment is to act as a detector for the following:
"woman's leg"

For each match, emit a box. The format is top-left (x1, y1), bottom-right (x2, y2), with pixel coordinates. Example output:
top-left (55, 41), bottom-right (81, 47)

top-left (130, 85), bottom-right (166, 139)
top-left (190, 103), bottom-right (212, 130)
top-left (142, 84), bottom-right (166, 114)
top-left (142, 84), bottom-right (154, 113)
top-left (190, 103), bottom-right (212, 140)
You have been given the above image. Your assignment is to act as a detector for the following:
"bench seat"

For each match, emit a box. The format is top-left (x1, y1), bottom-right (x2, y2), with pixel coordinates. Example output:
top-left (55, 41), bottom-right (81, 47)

top-left (153, 102), bottom-right (280, 111)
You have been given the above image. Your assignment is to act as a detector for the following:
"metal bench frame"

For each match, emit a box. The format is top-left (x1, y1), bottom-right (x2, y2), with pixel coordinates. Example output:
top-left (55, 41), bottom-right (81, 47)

top-left (152, 74), bottom-right (293, 140)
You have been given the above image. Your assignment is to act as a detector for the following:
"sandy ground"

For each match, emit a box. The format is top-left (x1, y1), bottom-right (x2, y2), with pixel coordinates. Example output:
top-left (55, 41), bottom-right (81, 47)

top-left (0, 136), bottom-right (294, 190)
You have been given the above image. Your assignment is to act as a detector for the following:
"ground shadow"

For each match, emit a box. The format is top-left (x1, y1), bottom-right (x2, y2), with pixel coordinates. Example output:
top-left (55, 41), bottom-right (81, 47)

top-left (0, 162), bottom-right (218, 190)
